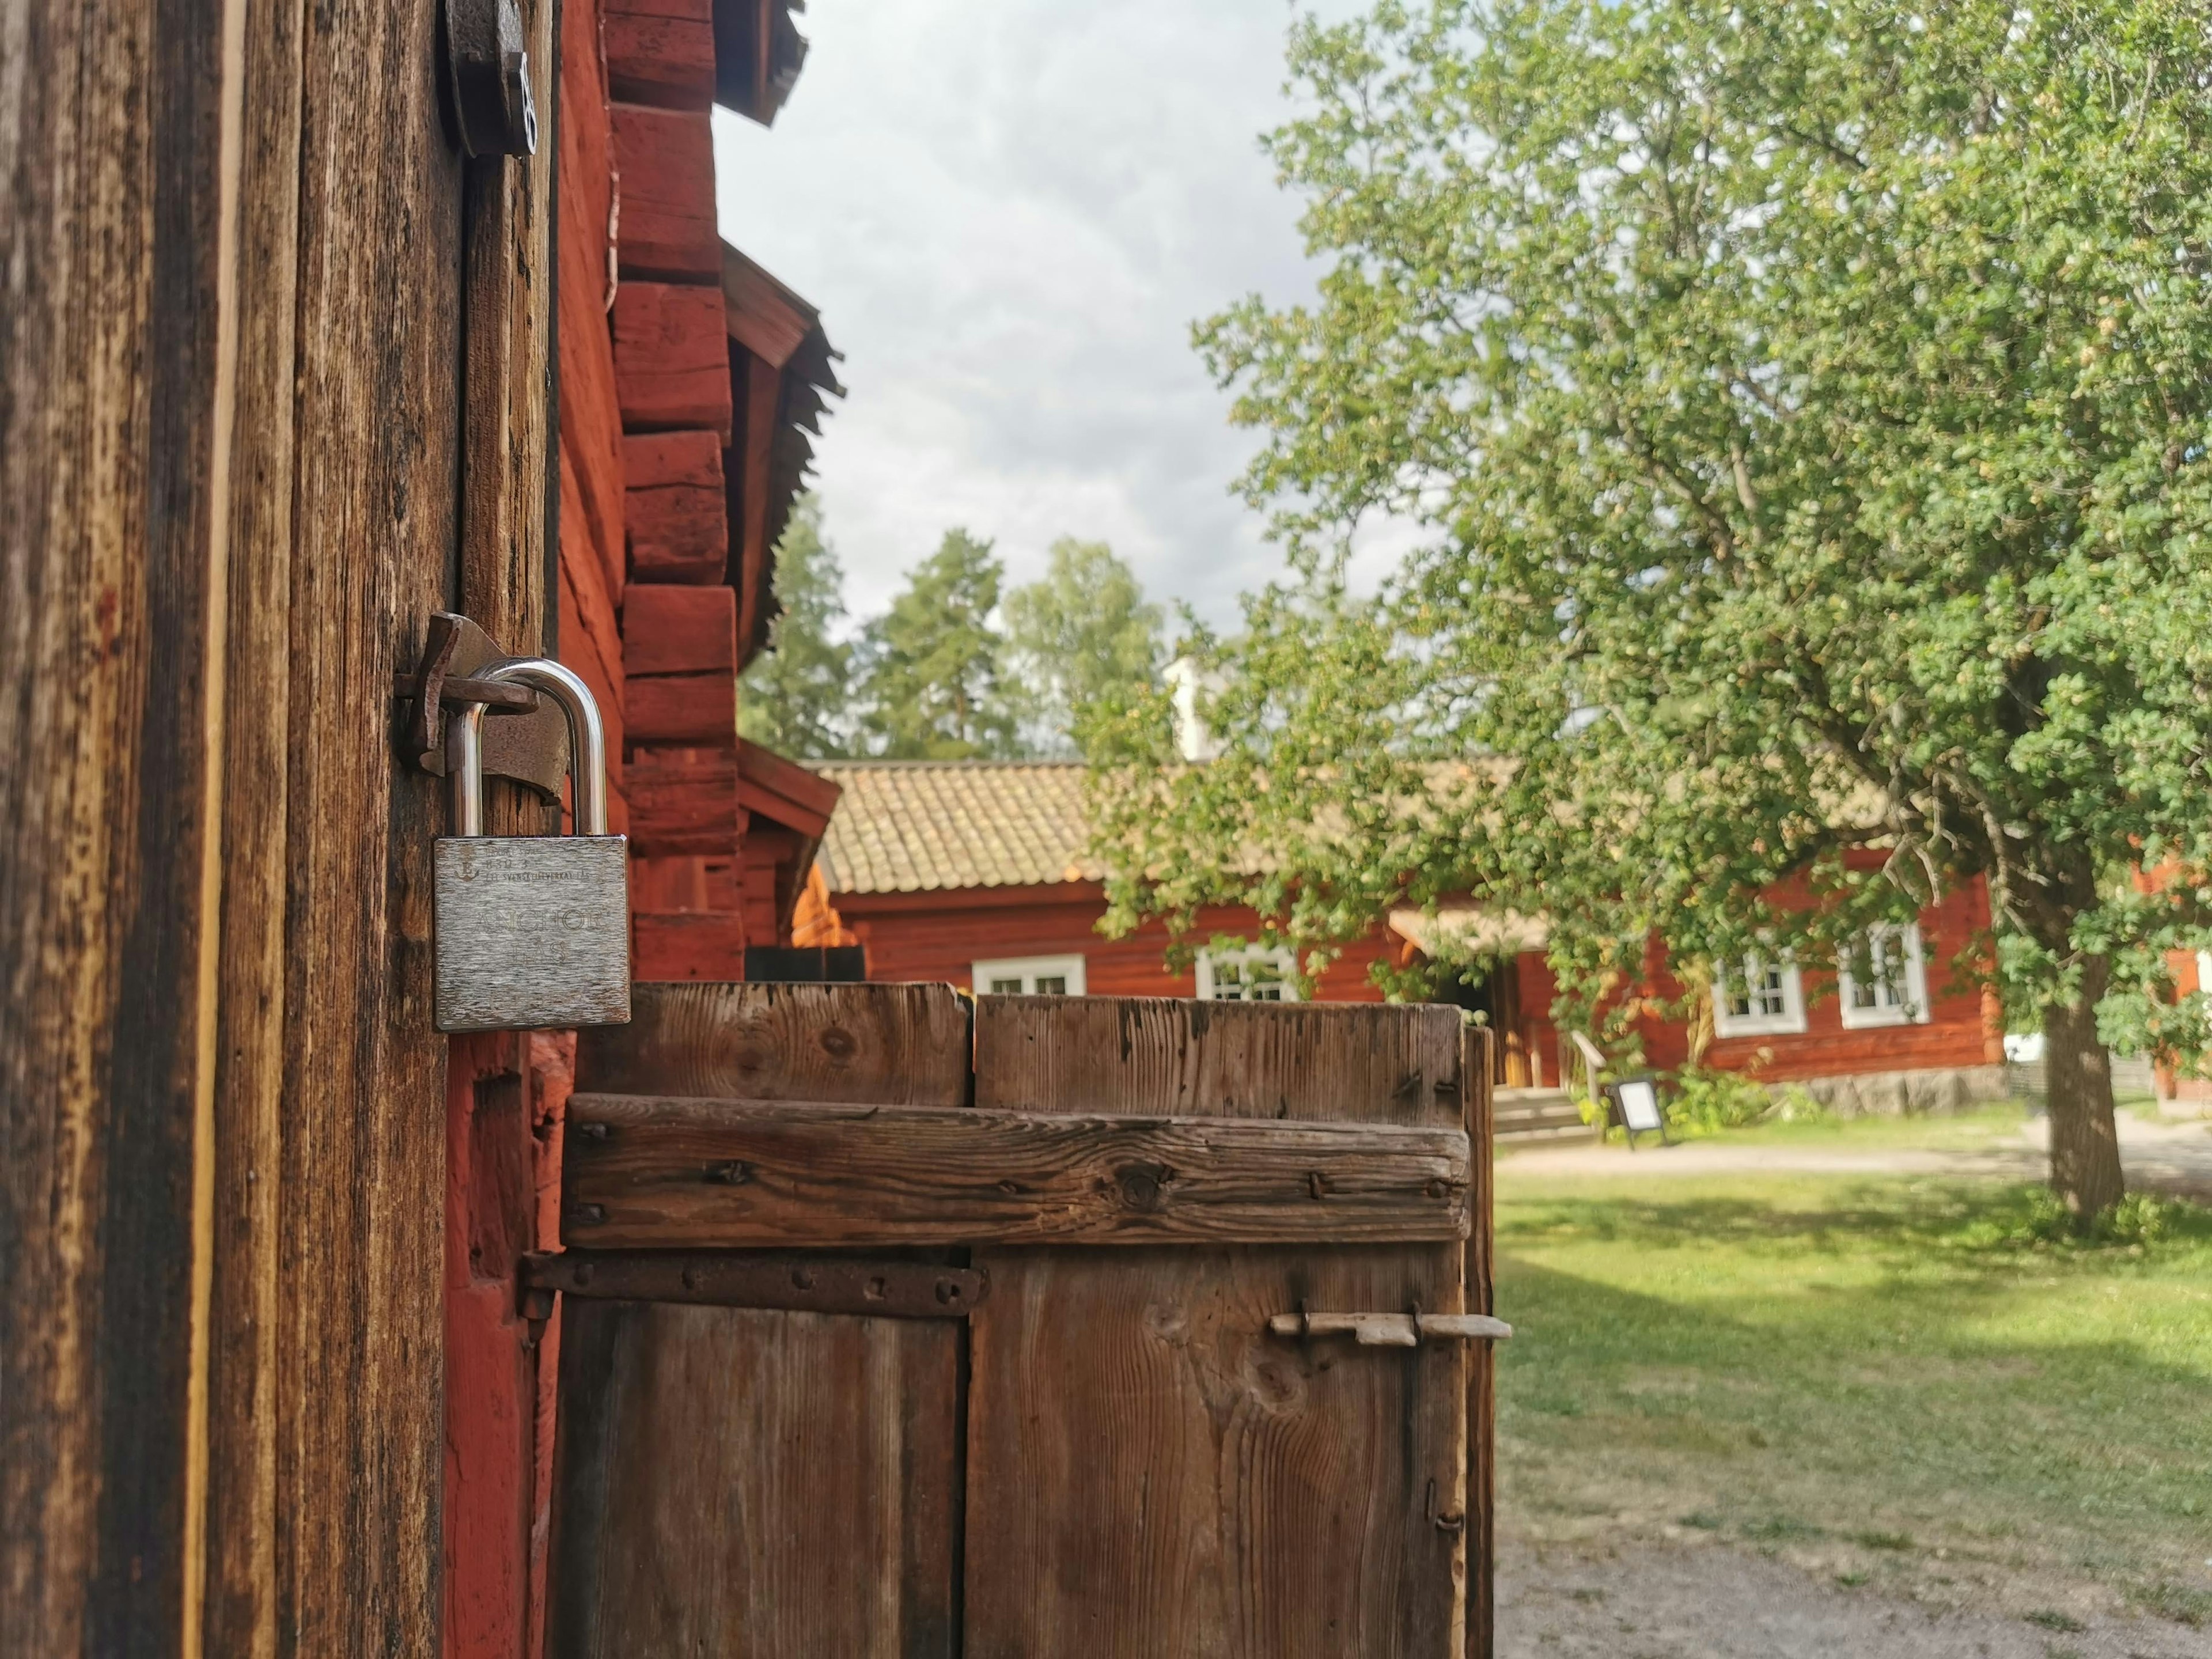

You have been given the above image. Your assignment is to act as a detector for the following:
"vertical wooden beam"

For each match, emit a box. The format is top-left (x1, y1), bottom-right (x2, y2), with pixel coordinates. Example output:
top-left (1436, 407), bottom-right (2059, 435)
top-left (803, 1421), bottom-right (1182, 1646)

top-left (0, 0), bottom-right (248, 1650)
top-left (200, 0), bottom-right (309, 1652)
top-left (447, 0), bottom-right (564, 1650)
top-left (278, 0), bottom-right (464, 1648)
top-left (1463, 1022), bottom-right (1496, 1659)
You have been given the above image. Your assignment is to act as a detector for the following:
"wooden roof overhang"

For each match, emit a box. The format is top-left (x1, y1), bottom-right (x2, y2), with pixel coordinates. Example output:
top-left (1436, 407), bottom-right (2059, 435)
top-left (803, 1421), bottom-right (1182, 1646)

top-left (722, 241), bottom-right (842, 669)
top-left (737, 737), bottom-right (843, 932)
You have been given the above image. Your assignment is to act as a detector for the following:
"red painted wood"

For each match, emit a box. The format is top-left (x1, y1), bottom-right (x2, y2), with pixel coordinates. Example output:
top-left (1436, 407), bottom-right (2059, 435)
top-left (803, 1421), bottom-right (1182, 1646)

top-left (626, 752), bottom-right (744, 855)
top-left (635, 909), bottom-right (749, 979)
top-left (443, 1037), bottom-right (537, 1659)
top-left (558, 554), bottom-right (630, 822)
top-left (604, 0), bottom-right (715, 109)
top-left (557, 10), bottom-right (626, 607)
top-left (626, 671), bottom-right (737, 748)
top-left (834, 872), bottom-right (2003, 1088)
top-left (624, 430), bottom-right (728, 584)
top-left (623, 582), bottom-right (736, 676)
top-left (731, 350), bottom-right (779, 648)
top-left (612, 104), bottom-right (720, 281)
top-left (614, 282), bottom-right (733, 437)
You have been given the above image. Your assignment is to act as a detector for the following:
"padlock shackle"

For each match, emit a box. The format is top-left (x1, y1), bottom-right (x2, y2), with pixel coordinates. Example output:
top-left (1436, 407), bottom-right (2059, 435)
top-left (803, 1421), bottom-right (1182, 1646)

top-left (443, 656), bottom-right (611, 835)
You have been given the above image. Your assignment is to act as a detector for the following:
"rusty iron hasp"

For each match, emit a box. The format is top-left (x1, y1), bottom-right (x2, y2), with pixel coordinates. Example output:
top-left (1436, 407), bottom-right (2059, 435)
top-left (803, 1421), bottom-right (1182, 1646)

top-left (521, 1251), bottom-right (990, 1320)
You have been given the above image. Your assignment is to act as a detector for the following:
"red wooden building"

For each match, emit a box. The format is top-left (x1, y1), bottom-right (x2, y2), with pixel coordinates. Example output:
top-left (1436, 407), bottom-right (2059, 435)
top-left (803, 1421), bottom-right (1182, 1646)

top-left (813, 760), bottom-right (2010, 1109)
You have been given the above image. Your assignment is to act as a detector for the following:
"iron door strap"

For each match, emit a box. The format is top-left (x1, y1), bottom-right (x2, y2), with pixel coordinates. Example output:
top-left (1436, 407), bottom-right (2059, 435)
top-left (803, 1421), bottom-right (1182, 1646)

top-left (1268, 1309), bottom-right (1514, 1347)
top-left (522, 1251), bottom-right (989, 1320)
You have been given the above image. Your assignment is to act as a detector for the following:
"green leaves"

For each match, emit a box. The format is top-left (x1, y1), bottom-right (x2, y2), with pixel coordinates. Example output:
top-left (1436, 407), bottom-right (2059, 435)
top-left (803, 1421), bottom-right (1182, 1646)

top-left (1103, 0), bottom-right (2212, 1054)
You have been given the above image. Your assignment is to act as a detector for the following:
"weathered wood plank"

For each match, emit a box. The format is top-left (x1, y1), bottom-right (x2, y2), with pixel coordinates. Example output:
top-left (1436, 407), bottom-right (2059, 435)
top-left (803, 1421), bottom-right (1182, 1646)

top-left (576, 979), bottom-right (972, 1103)
top-left (613, 281), bottom-right (732, 435)
top-left (525, 1250), bottom-right (988, 1318)
top-left (604, 0), bottom-right (716, 109)
top-left (202, 0), bottom-right (312, 1649)
top-left (963, 1247), bottom-right (1466, 1658)
top-left (560, 1096), bottom-right (1471, 1248)
top-left (624, 668), bottom-right (737, 746)
top-left (622, 581), bottom-right (736, 675)
top-left (611, 103), bottom-right (719, 280)
top-left (1464, 1023), bottom-right (1497, 1659)
top-left (965, 996), bottom-right (1467, 1657)
top-left (1, 1), bottom-right (225, 1650)
top-left (624, 752), bottom-right (743, 855)
top-left (623, 429), bottom-right (728, 582)
top-left (278, 0), bottom-right (464, 1645)
top-left (974, 994), bottom-right (1467, 1128)
top-left (549, 1301), bottom-right (960, 1659)
top-left (556, 0), bottom-right (627, 607)
top-left (631, 908), bottom-right (749, 980)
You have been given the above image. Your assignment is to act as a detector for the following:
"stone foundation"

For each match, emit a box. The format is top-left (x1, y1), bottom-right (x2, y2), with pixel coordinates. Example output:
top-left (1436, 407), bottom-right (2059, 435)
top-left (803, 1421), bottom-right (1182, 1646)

top-left (1773, 1064), bottom-right (2012, 1118)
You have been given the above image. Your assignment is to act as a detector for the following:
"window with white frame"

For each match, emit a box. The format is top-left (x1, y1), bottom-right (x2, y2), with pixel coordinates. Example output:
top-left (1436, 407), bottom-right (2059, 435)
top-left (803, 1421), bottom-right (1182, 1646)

top-left (972, 954), bottom-right (1086, 997)
top-left (1195, 945), bottom-right (1300, 1002)
top-left (1711, 952), bottom-right (1806, 1037)
top-left (1837, 923), bottom-right (1931, 1029)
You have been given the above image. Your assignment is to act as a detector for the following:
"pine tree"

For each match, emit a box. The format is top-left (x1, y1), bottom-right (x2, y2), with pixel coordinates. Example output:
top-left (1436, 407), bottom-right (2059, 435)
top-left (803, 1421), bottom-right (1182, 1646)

top-left (739, 495), bottom-right (854, 759)
top-left (857, 529), bottom-right (1020, 759)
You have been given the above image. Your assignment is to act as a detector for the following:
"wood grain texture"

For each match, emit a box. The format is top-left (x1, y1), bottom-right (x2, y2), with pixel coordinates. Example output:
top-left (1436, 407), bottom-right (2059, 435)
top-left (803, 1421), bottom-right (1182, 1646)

top-left (561, 1096), bottom-right (1471, 1248)
top-left (575, 979), bottom-right (972, 1103)
top-left (622, 581), bottom-right (736, 675)
top-left (612, 281), bottom-right (732, 435)
top-left (555, 0), bottom-right (627, 608)
top-left (202, 0), bottom-right (310, 1650)
top-left (610, 103), bottom-right (719, 280)
top-left (624, 668), bottom-right (737, 747)
top-left (548, 1300), bottom-right (960, 1659)
top-left (1463, 1024), bottom-right (1496, 1659)
top-left (1, 1), bottom-right (226, 1649)
top-left (964, 1248), bottom-right (1465, 1658)
top-left (603, 0), bottom-right (716, 109)
top-left (623, 429), bottom-right (728, 582)
top-left (275, 0), bottom-right (463, 1645)
top-left (966, 996), bottom-right (1468, 1657)
top-left (974, 995), bottom-right (1466, 1128)
top-left (631, 909), bottom-right (749, 979)
top-left (624, 751), bottom-right (743, 855)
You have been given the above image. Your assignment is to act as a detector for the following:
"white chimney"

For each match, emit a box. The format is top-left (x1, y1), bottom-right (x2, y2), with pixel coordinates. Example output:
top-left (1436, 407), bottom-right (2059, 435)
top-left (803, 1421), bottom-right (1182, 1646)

top-left (1164, 656), bottom-right (1221, 762)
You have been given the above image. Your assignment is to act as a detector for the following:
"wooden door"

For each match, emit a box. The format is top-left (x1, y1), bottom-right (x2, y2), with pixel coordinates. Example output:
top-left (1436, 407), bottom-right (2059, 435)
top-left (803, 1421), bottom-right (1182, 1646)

top-left (2, 1), bottom-right (554, 1652)
top-left (547, 983), bottom-right (1498, 1657)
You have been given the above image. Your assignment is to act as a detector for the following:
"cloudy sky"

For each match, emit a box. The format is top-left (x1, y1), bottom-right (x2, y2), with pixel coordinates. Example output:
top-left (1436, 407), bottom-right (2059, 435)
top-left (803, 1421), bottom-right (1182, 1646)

top-left (712, 0), bottom-right (1358, 629)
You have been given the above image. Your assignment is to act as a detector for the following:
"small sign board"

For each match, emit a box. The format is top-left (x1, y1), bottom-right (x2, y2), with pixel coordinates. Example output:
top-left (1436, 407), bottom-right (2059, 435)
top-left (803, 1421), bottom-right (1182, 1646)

top-left (1601, 1075), bottom-right (1668, 1147)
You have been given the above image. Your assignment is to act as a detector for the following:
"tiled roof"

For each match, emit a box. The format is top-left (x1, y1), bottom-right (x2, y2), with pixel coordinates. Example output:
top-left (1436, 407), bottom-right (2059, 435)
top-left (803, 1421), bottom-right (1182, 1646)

top-left (806, 760), bottom-right (1102, 895)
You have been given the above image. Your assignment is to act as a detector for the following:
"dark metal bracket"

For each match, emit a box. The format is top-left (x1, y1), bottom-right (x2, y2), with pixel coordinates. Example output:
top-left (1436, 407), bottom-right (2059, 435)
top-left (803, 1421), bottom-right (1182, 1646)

top-left (520, 1251), bottom-right (991, 1321)
top-left (393, 611), bottom-right (571, 800)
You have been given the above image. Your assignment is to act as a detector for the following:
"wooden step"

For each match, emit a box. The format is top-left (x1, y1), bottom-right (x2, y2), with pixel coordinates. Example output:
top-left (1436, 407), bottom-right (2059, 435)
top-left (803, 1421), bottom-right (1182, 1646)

top-left (1493, 1088), bottom-right (1599, 1145)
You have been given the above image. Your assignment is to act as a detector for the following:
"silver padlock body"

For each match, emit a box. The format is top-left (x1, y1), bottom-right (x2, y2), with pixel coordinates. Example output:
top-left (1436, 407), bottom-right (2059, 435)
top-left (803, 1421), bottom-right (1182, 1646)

top-left (434, 834), bottom-right (632, 1032)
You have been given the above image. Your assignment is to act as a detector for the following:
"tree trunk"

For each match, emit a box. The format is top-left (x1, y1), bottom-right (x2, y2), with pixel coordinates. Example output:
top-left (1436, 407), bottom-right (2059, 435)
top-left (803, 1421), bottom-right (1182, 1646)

top-left (2043, 956), bottom-right (2125, 1222)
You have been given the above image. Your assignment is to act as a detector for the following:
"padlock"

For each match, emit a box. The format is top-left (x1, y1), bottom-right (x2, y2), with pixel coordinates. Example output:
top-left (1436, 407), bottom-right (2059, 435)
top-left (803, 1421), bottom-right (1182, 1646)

top-left (433, 657), bottom-right (632, 1032)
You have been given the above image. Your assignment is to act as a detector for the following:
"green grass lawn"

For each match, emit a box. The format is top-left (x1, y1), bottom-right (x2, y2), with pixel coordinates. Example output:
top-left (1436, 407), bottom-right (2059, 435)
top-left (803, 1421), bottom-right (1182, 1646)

top-left (1494, 1135), bottom-right (2212, 1626)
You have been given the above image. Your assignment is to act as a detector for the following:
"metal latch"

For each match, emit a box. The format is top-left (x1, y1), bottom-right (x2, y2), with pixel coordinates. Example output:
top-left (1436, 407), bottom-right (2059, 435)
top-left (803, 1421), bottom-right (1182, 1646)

top-left (1268, 1310), bottom-right (1513, 1347)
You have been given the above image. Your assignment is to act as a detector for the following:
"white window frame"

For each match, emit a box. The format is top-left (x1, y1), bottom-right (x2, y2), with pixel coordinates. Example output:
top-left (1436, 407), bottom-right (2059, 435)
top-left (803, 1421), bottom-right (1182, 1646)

top-left (1711, 952), bottom-right (1806, 1038)
top-left (1836, 923), bottom-right (1931, 1029)
top-left (1194, 945), bottom-right (1301, 1003)
top-left (971, 954), bottom-right (1086, 997)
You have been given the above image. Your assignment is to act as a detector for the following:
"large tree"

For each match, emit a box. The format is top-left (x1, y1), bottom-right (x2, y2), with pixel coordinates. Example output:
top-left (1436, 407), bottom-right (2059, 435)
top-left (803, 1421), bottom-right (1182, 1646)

top-left (1093, 0), bottom-right (2212, 1218)
top-left (740, 495), bottom-right (855, 758)
top-left (1002, 537), bottom-right (1166, 756)
top-left (858, 528), bottom-right (1021, 759)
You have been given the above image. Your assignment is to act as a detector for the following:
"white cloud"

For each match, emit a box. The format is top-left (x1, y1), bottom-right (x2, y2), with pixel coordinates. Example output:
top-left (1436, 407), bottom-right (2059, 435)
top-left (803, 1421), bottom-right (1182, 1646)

top-left (714, 0), bottom-right (1372, 629)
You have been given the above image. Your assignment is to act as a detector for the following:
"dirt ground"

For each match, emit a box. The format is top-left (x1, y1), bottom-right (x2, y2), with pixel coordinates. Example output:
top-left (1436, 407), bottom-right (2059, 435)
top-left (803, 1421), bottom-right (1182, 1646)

top-left (1498, 1534), bottom-right (2212, 1658)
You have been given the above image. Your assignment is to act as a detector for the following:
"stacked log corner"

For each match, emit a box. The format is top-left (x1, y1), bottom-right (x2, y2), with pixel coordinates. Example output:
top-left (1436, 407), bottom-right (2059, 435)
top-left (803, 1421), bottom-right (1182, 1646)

top-left (584, 0), bottom-right (755, 981)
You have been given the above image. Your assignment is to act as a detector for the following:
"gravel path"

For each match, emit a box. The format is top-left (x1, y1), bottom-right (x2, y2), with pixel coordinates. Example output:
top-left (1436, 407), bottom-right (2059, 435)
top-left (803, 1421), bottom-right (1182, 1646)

top-left (1498, 1113), bottom-right (2212, 1199)
top-left (1499, 1536), bottom-right (2212, 1658)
